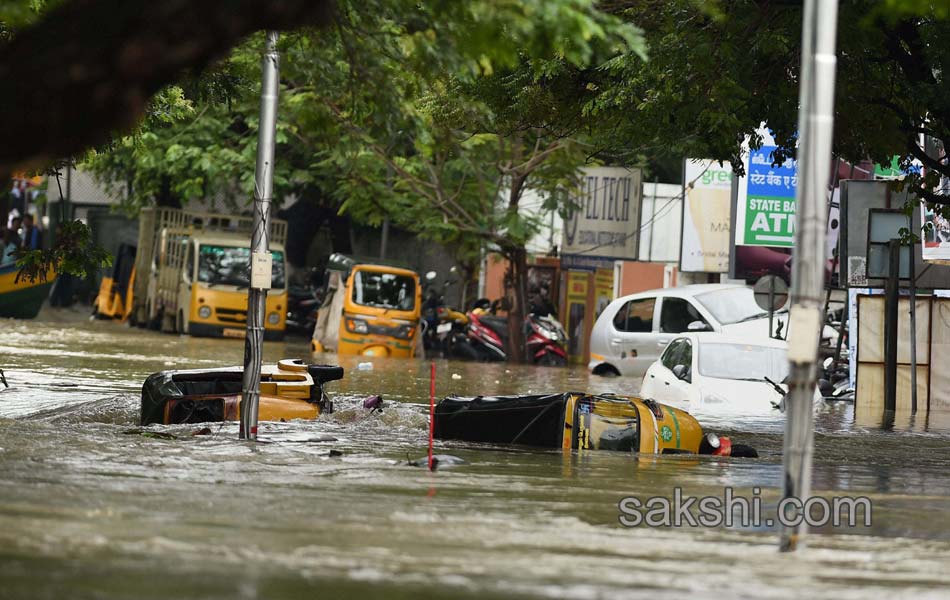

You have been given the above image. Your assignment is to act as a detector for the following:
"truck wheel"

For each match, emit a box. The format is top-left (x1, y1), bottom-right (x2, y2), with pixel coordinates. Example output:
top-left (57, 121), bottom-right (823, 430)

top-left (146, 303), bottom-right (161, 331)
top-left (161, 310), bottom-right (175, 333)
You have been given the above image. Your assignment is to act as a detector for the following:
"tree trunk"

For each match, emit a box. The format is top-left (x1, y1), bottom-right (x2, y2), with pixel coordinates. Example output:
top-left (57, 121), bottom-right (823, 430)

top-left (505, 247), bottom-right (529, 364)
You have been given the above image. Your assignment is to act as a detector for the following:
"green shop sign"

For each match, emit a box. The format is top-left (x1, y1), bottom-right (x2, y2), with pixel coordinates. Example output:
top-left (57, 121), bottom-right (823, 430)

top-left (735, 144), bottom-right (798, 247)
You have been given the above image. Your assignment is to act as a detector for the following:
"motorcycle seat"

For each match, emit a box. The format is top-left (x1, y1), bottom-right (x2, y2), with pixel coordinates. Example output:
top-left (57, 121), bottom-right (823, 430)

top-left (479, 315), bottom-right (510, 340)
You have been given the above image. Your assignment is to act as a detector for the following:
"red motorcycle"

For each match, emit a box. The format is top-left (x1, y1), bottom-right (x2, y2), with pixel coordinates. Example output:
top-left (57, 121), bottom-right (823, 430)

top-left (464, 299), bottom-right (568, 366)
top-left (524, 313), bottom-right (568, 366)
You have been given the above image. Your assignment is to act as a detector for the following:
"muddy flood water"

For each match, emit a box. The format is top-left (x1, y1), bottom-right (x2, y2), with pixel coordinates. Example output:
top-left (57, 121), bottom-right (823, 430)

top-left (2, 309), bottom-right (950, 599)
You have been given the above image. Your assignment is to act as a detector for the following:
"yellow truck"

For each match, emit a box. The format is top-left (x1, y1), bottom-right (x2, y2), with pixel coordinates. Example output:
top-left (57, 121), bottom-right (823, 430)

top-left (131, 207), bottom-right (288, 340)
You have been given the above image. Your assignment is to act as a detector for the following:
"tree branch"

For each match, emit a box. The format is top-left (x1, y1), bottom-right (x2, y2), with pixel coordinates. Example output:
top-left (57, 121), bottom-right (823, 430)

top-left (0, 0), bottom-right (335, 173)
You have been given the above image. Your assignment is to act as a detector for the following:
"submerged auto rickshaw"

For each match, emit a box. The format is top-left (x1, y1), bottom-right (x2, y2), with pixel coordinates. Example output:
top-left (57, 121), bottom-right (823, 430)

top-left (93, 243), bottom-right (136, 321)
top-left (140, 359), bottom-right (343, 425)
top-left (311, 254), bottom-right (422, 358)
top-left (435, 392), bottom-right (757, 457)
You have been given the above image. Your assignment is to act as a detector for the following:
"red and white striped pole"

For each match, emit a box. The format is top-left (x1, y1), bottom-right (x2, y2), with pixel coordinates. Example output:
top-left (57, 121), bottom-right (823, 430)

top-left (428, 362), bottom-right (435, 471)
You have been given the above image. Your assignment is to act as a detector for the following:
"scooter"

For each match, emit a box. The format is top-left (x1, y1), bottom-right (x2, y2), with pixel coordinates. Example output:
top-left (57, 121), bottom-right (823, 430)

top-left (524, 313), bottom-right (568, 366)
top-left (286, 268), bottom-right (323, 336)
top-left (465, 301), bottom-right (509, 361)
top-left (463, 299), bottom-right (568, 366)
top-left (422, 268), bottom-right (463, 358)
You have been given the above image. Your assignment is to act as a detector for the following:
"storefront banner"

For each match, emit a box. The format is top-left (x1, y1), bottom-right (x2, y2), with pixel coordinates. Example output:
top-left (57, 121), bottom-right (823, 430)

top-left (680, 159), bottom-right (732, 272)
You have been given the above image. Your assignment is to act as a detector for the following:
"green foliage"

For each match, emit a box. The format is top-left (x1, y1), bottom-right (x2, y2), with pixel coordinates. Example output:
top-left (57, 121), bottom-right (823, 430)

top-left (85, 0), bottom-right (644, 267)
top-left (0, 0), bottom-right (60, 40)
top-left (14, 219), bottom-right (112, 283)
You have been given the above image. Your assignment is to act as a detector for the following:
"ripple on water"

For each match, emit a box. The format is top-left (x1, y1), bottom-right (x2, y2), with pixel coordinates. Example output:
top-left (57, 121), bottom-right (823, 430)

top-left (1, 312), bottom-right (950, 599)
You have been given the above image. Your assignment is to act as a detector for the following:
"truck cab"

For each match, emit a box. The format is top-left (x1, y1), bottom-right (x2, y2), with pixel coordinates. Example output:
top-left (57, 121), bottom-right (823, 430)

top-left (133, 208), bottom-right (289, 340)
top-left (176, 235), bottom-right (288, 340)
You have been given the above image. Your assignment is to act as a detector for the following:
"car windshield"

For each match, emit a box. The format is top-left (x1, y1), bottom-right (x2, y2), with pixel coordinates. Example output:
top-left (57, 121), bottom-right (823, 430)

top-left (698, 342), bottom-right (789, 381)
top-left (694, 287), bottom-right (769, 325)
top-left (352, 269), bottom-right (416, 311)
top-left (197, 245), bottom-right (285, 289)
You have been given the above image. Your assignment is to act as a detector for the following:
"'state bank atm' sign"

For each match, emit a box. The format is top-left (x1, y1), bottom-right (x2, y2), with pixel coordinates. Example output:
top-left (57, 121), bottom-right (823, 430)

top-left (735, 130), bottom-right (799, 248)
top-left (562, 167), bottom-right (643, 261)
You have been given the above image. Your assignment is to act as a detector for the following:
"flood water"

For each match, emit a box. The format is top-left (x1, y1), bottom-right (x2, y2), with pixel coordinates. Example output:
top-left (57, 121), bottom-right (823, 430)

top-left (2, 309), bottom-right (950, 599)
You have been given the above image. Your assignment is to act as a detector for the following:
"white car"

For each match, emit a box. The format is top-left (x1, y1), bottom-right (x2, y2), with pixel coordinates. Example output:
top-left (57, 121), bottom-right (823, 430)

top-left (639, 333), bottom-right (813, 415)
top-left (588, 284), bottom-right (832, 379)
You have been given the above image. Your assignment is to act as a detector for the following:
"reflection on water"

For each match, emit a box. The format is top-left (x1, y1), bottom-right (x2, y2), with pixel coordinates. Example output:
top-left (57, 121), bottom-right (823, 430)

top-left (1, 309), bottom-right (950, 599)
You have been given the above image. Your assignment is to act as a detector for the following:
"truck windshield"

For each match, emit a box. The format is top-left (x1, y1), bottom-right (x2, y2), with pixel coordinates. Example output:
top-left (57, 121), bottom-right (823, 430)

top-left (197, 245), bottom-right (285, 289)
top-left (352, 270), bottom-right (416, 311)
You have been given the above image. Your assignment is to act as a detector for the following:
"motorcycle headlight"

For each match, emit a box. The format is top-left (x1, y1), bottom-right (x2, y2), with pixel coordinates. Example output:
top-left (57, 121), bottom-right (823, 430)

top-left (267, 311), bottom-right (280, 325)
top-left (198, 305), bottom-right (212, 319)
top-left (541, 327), bottom-right (559, 340)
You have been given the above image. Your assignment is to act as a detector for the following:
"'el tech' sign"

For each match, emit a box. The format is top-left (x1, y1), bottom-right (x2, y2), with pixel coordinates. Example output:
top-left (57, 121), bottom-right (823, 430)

top-left (562, 167), bottom-right (642, 260)
top-left (735, 129), bottom-right (799, 247)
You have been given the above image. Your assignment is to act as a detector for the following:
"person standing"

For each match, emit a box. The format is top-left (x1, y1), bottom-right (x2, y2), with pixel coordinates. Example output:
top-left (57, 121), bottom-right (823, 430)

top-left (21, 213), bottom-right (41, 250)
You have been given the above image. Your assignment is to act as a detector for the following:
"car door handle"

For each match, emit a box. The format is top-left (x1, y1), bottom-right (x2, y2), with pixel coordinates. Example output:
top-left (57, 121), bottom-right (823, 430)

top-left (664, 381), bottom-right (670, 386)
top-left (649, 374), bottom-right (655, 378)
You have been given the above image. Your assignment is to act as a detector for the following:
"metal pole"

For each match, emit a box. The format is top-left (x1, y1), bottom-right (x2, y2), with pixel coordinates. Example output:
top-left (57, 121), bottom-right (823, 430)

top-left (883, 239), bottom-right (900, 413)
top-left (380, 218), bottom-right (390, 259)
top-left (240, 31), bottom-right (280, 441)
top-left (780, 0), bottom-right (839, 552)
top-left (768, 277), bottom-right (775, 340)
top-left (909, 239), bottom-right (918, 414)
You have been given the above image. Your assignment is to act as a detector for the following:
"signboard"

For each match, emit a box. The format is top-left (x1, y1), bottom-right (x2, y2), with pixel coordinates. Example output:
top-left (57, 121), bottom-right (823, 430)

top-left (753, 275), bottom-right (789, 312)
top-left (680, 159), bottom-right (732, 272)
top-left (922, 203), bottom-right (950, 264)
top-left (562, 167), bottom-right (642, 261)
top-left (566, 271), bottom-right (590, 360)
top-left (594, 268), bottom-right (614, 318)
top-left (639, 182), bottom-right (683, 263)
top-left (735, 130), bottom-right (799, 247)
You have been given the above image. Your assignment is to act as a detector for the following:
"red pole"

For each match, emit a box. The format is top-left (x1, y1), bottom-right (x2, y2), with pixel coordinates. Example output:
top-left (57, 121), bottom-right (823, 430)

top-left (428, 362), bottom-right (436, 471)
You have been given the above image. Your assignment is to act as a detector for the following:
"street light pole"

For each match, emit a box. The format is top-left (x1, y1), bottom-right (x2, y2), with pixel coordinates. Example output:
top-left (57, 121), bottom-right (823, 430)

top-left (780, 0), bottom-right (839, 551)
top-left (240, 31), bottom-right (280, 441)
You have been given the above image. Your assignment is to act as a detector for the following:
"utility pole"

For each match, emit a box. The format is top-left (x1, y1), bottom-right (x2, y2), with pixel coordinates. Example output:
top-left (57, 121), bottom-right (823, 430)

top-left (240, 31), bottom-right (280, 441)
top-left (780, 0), bottom-right (839, 552)
top-left (883, 239), bottom-right (900, 413)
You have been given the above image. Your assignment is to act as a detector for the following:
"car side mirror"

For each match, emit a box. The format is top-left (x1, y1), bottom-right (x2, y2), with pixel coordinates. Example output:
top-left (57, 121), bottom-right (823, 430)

top-left (672, 364), bottom-right (691, 382)
top-left (687, 320), bottom-right (710, 332)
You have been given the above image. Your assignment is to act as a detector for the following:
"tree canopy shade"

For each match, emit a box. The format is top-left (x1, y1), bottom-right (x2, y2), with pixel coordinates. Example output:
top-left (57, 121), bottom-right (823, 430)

top-left (0, 0), bottom-right (334, 175)
top-left (591, 0), bottom-right (949, 206)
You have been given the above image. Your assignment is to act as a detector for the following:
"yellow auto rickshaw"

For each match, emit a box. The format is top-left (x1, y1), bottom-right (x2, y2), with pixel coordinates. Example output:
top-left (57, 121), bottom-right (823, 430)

top-left (93, 243), bottom-right (136, 321)
top-left (311, 254), bottom-right (422, 358)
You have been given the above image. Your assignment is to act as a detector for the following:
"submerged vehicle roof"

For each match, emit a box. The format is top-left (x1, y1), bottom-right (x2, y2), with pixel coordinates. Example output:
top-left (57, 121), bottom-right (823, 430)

top-left (191, 233), bottom-right (286, 250)
top-left (325, 253), bottom-right (415, 275)
top-left (682, 331), bottom-right (789, 349)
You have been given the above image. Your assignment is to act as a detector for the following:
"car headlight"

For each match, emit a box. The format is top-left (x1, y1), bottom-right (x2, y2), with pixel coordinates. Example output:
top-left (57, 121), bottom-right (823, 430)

top-left (267, 311), bottom-right (280, 325)
top-left (347, 318), bottom-right (369, 334)
top-left (198, 305), bottom-right (212, 319)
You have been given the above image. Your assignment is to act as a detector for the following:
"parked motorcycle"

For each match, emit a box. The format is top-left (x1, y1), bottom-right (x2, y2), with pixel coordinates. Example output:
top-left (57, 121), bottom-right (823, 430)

top-left (462, 299), bottom-right (568, 366)
top-left (422, 268), bottom-right (460, 357)
top-left (524, 313), bottom-right (568, 366)
top-left (286, 268), bottom-right (323, 337)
